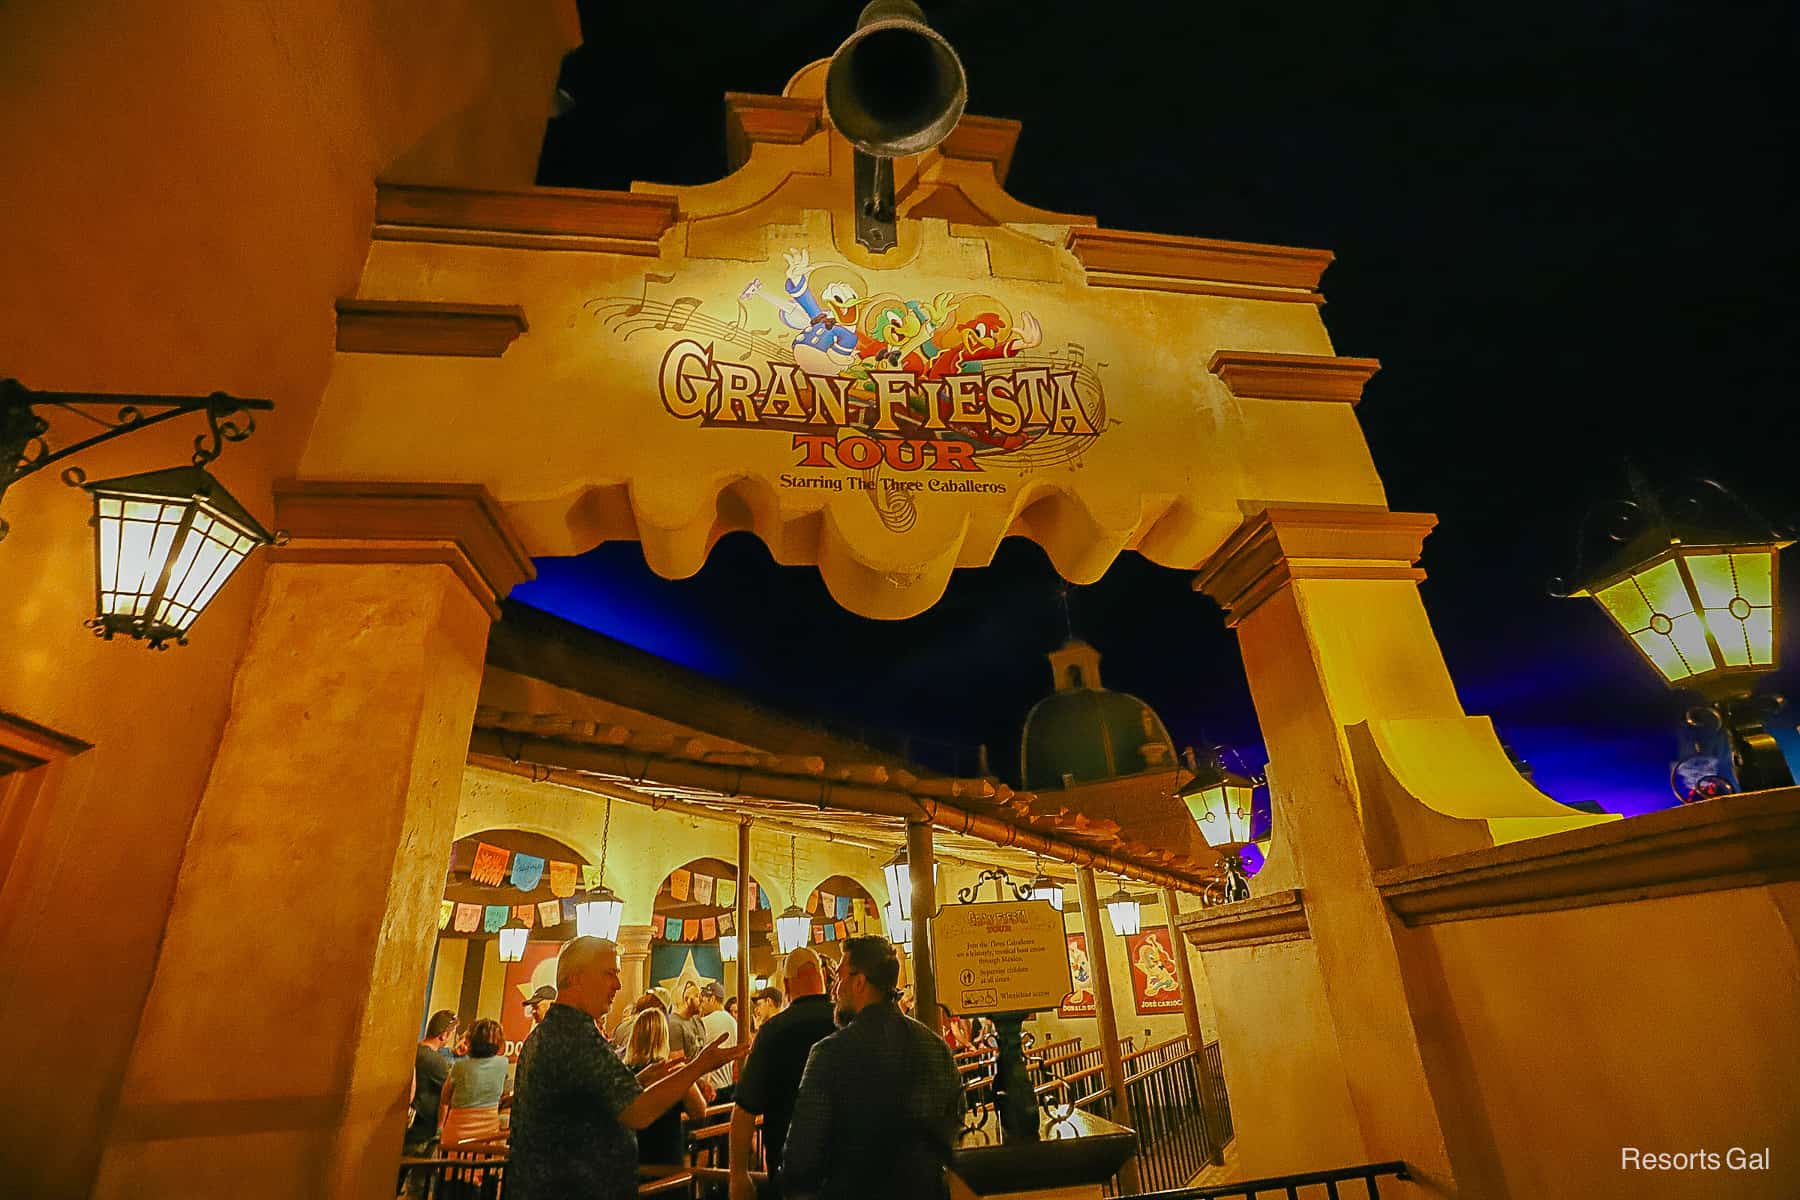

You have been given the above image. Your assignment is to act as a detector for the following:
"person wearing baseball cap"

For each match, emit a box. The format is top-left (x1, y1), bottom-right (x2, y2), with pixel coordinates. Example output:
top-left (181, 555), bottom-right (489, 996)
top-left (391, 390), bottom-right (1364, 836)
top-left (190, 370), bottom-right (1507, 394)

top-left (523, 985), bottom-right (557, 1032)
top-left (697, 980), bottom-right (739, 1102)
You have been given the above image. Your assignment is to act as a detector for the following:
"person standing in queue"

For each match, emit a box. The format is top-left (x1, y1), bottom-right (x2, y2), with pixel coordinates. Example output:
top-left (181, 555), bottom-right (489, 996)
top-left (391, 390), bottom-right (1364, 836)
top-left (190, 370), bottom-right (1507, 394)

top-left (697, 980), bottom-right (740, 1104)
top-left (509, 937), bottom-right (745, 1200)
top-left (779, 936), bottom-right (964, 1200)
top-left (729, 948), bottom-right (836, 1200)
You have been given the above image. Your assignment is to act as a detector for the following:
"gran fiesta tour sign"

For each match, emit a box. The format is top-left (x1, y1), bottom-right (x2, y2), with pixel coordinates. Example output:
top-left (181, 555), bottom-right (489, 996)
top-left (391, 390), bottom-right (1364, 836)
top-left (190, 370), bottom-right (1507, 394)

top-left (591, 246), bottom-right (1107, 491)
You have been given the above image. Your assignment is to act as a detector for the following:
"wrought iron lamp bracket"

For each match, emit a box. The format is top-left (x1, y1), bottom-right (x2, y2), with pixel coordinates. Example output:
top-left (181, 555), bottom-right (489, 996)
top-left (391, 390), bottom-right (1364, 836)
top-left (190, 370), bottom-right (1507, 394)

top-left (1, 378), bottom-right (273, 540)
top-left (955, 866), bottom-right (1033, 906)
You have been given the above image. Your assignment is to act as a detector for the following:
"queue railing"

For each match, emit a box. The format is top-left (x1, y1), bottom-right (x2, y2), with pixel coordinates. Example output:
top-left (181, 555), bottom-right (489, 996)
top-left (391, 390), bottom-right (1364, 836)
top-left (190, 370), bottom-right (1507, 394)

top-left (1127, 1161), bottom-right (1410, 1199)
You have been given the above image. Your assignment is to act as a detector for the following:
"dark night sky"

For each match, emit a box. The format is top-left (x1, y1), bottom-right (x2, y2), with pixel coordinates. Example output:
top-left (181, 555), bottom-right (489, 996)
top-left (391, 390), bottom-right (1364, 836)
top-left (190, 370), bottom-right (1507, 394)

top-left (525, 1), bottom-right (1798, 815)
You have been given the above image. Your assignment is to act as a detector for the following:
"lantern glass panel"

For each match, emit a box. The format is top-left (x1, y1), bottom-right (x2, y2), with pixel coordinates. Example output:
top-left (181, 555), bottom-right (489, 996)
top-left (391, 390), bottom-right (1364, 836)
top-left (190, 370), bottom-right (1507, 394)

top-left (720, 934), bottom-right (739, 962)
top-left (576, 892), bottom-right (624, 941)
top-left (883, 901), bottom-right (912, 949)
top-left (1184, 781), bottom-right (1254, 849)
top-left (497, 924), bottom-right (528, 962)
top-left (1104, 893), bottom-right (1141, 937)
top-left (1597, 559), bottom-right (1710, 683)
top-left (1024, 878), bottom-right (1064, 911)
top-left (882, 855), bottom-right (936, 921)
top-left (86, 469), bottom-right (270, 645)
top-left (776, 907), bottom-right (812, 955)
top-left (1685, 549), bottom-right (1777, 668)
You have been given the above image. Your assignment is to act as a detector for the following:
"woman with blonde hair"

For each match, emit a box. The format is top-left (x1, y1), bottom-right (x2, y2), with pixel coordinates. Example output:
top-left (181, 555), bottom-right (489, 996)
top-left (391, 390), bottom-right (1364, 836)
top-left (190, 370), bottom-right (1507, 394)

top-left (619, 1008), bottom-right (707, 1165)
top-left (437, 1018), bottom-right (509, 1145)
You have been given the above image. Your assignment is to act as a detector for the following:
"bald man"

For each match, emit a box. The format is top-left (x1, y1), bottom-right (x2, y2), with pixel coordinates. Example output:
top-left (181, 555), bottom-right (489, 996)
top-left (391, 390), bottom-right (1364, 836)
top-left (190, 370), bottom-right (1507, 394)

top-left (511, 937), bottom-right (744, 1200)
top-left (730, 947), bottom-right (837, 1200)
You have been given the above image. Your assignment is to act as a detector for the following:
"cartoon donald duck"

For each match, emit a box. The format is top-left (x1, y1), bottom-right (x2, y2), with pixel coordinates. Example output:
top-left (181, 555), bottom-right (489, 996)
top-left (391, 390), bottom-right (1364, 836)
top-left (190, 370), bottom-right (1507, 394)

top-left (759, 247), bottom-right (871, 378)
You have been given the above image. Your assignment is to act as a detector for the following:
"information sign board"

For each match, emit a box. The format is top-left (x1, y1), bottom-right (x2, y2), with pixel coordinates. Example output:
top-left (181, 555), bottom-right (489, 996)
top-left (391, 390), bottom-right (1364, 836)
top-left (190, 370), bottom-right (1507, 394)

top-left (931, 900), bottom-right (1072, 1015)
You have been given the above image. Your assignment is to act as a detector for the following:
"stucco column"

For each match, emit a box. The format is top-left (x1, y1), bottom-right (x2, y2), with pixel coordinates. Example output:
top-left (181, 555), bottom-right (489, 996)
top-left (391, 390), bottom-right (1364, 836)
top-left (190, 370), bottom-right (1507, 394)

top-left (91, 482), bottom-right (531, 1200)
top-left (1190, 507), bottom-right (1498, 1194)
top-left (1077, 866), bottom-right (1138, 1193)
top-left (615, 923), bottom-right (655, 1030)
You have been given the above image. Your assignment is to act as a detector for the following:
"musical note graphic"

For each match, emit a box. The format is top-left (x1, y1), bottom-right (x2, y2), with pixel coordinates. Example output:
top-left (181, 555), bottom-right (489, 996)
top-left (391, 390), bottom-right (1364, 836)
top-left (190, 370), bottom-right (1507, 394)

top-left (622, 272), bottom-right (676, 317)
top-left (658, 297), bottom-right (702, 331)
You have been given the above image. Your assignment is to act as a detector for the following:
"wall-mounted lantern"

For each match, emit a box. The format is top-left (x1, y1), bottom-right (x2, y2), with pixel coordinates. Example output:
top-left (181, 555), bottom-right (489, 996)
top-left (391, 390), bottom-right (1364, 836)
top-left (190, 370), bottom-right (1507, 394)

top-left (2, 379), bottom-right (276, 648)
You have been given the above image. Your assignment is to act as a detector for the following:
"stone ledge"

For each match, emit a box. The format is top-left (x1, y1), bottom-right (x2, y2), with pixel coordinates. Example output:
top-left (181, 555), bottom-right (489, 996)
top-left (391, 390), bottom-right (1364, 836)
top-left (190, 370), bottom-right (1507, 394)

top-left (1174, 888), bottom-right (1310, 951)
top-left (1208, 350), bottom-right (1382, 406)
top-left (1066, 228), bottom-right (1334, 301)
top-left (271, 481), bottom-right (536, 620)
top-left (1374, 787), bottom-right (1800, 926)
top-left (373, 183), bottom-right (678, 255)
top-left (1193, 508), bottom-right (1437, 626)
top-left (335, 300), bottom-right (527, 358)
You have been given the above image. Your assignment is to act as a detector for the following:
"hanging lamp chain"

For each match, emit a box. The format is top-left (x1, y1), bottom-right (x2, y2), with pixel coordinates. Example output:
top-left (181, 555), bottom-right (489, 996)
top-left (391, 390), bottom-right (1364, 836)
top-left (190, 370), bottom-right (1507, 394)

top-left (598, 796), bottom-right (613, 888)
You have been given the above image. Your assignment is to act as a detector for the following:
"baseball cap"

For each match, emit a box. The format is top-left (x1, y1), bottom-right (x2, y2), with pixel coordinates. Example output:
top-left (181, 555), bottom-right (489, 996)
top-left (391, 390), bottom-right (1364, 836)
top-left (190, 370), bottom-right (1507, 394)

top-left (526, 985), bottom-right (557, 1005)
top-left (700, 980), bottom-right (726, 1001)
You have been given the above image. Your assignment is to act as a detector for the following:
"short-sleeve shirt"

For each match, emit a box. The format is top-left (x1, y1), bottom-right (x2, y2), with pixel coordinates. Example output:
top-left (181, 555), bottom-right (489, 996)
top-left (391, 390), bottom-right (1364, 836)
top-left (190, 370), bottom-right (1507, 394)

top-left (409, 1043), bottom-right (452, 1140)
top-left (445, 1054), bottom-right (510, 1110)
top-left (699, 1008), bottom-right (738, 1092)
top-left (733, 993), bottom-right (836, 1173)
top-left (509, 1003), bottom-right (644, 1200)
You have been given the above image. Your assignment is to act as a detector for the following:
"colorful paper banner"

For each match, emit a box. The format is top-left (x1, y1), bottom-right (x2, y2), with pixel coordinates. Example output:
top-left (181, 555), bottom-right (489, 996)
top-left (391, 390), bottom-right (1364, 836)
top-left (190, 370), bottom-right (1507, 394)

top-left (836, 895), bottom-right (852, 919)
top-left (438, 900), bottom-right (454, 930)
top-left (538, 899), bottom-right (562, 927)
top-left (581, 864), bottom-right (603, 891)
top-left (512, 904), bottom-right (536, 928)
top-left (510, 852), bottom-right (545, 891)
top-left (746, 881), bottom-right (759, 908)
top-left (672, 869), bottom-right (691, 901)
top-left (682, 919), bottom-right (699, 941)
top-left (453, 903), bottom-right (481, 933)
top-left (692, 873), bottom-right (714, 906)
top-left (549, 860), bottom-right (578, 898)
top-left (483, 905), bottom-right (509, 933)
top-left (665, 916), bottom-right (682, 940)
top-left (561, 898), bottom-right (579, 924)
top-left (701, 916), bottom-right (717, 940)
top-left (470, 842), bottom-right (510, 886)
top-left (716, 878), bottom-right (736, 909)
top-left (720, 912), bottom-right (734, 935)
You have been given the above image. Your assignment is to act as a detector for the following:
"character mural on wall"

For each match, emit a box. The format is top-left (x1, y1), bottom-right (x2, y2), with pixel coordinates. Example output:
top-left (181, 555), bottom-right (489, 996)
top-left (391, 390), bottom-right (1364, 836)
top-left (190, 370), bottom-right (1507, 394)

top-left (1060, 932), bottom-right (1096, 1018)
top-left (1125, 926), bottom-right (1184, 1015)
top-left (587, 246), bottom-right (1102, 532)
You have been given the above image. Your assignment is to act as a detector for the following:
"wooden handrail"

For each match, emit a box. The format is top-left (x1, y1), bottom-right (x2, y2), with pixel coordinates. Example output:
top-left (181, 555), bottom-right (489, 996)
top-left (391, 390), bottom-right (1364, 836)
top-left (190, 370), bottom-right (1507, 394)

top-left (1124, 1050), bottom-right (1197, 1088)
top-left (1120, 1035), bottom-right (1189, 1067)
top-left (1059, 1063), bottom-right (1107, 1086)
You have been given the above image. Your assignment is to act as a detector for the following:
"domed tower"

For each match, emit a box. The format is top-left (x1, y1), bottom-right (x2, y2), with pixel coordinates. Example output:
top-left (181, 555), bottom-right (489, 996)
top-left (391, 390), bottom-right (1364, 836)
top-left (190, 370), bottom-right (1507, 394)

top-left (1019, 640), bottom-right (1207, 857)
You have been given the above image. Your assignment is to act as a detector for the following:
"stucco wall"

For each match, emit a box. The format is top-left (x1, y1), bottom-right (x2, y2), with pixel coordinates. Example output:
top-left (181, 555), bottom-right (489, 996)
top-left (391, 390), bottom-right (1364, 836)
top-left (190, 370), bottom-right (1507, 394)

top-left (0, 5), bottom-right (574, 1195)
top-left (1413, 884), bottom-right (1800, 1199)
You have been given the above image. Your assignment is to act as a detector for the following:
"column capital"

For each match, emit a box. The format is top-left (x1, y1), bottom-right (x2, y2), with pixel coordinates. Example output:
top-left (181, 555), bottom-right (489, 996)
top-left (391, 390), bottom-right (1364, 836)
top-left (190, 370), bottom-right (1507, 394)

top-left (615, 923), bottom-right (655, 957)
top-left (270, 480), bottom-right (535, 620)
top-left (1193, 506), bottom-right (1437, 627)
